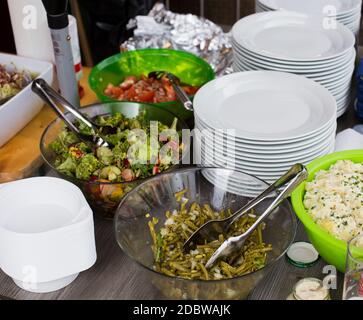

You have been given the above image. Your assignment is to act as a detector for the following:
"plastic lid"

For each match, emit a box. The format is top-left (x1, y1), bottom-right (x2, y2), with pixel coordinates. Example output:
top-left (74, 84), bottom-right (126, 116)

top-left (286, 241), bottom-right (320, 268)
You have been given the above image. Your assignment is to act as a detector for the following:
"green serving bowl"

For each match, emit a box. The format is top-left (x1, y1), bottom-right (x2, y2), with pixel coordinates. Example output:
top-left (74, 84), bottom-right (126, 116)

top-left (89, 49), bottom-right (215, 121)
top-left (291, 150), bottom-right (363, 272)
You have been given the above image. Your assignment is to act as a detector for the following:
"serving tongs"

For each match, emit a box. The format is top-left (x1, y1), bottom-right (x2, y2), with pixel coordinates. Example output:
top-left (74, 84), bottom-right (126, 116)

top-left (32, 78), bottom-right (109, 148)
top-left (148, 71), bottom-right (194, 111)
top-left (183, 164), bottom-right (308, 269)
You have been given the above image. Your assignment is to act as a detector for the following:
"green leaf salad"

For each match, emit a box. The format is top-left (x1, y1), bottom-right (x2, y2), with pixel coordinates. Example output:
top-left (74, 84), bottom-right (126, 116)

top-left (49, 112), bottom-right (183, 183)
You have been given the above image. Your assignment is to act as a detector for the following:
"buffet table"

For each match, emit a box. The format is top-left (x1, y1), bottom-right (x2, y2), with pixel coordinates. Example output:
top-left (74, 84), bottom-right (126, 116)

top-left (0, 67), bottom-right (359, 300)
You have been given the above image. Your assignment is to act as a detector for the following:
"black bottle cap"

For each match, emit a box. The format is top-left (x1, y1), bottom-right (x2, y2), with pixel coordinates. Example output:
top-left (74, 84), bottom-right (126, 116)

top-left (42, 0), bottom-right (69, 30)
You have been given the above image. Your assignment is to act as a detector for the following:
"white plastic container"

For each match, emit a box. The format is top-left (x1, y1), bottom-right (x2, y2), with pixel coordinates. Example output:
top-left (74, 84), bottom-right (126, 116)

top-left (0, 53), bottom-right (53, 147)
top-left (0, 177), bottom-right (97, 293)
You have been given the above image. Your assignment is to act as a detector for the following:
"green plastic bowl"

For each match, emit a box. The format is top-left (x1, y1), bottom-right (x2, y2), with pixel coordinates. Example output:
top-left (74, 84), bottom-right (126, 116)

top-left (291, 150), bottom-right (363, 272)
top-left (89, 49), bottom-right (215, 121)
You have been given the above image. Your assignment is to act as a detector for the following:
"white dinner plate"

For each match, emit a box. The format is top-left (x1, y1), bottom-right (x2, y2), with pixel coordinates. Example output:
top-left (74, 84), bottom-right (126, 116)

top-left (200, 145), bottom-right (333, 176)
top-left (200, 142), bottom-right (335, 175)
top-left (232, 46), bottom-right (355, 73)
top-left (258, 0), bottom-right (362, 17)
top-left (232, 45), bottom-right (356, 73)
top-left (232, 54), bottom-right (355, 79)
top-left (232, 39), bottom-right (355, 68)
top-left (196, 130), bottom-right (336, 161)
top-left (194, 71), bottom-right (337, 141)
top-left (195, 112), bottom-right (337, 148)
top-left (232, 12), bottom-right (355, 62)
top-left (232, 41), bottom-right (355, 66)
top-left (199, 136), bottom-right (335, 167)
top-left (195, 131), bottom-right (337, 158)
top-left (200, 142), bottom-right (335, 171)
top-left (232, 58), bottom-right (355, 83)
top-left (195, 116), bottom-right (337, 151)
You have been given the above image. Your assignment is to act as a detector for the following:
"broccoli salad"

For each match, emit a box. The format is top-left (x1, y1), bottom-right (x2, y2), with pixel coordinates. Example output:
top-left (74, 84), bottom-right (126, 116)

top-left (49, 112), bottom-right (182, 183)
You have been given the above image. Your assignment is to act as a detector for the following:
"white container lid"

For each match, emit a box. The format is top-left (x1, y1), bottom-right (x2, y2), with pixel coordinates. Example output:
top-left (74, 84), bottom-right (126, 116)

top-left (286, 241), bottom-right (320, 267)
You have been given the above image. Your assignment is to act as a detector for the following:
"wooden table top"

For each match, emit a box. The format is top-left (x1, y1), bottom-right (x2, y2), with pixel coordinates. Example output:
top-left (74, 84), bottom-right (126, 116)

top-left (0, 66), bottom-right (360, 300)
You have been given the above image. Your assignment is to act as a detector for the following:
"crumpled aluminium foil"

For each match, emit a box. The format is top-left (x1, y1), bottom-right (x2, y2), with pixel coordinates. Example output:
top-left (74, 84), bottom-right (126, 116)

top-left (121, 3), bottom-right (233, 76)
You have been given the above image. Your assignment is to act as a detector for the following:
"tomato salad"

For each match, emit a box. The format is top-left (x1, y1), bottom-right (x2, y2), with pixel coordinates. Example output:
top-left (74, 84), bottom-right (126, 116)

top-left (104, 74), bottom-right (200, 103)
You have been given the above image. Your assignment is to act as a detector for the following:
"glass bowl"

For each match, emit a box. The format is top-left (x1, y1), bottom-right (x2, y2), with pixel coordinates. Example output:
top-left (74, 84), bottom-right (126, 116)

top-left (40, 101), bottom-right (189, 220)
top-left (114, 167), bottom-right (297, 300)
top-left (88, 49), bottom-right (215, 121)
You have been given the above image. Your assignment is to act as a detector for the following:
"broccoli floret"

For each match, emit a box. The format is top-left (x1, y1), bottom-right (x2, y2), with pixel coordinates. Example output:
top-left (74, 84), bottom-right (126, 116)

top-left (96, 113), bottom-right (125, 127)
top-left (75, 154), bottom-right (100, 180)
top-left (56, 157), bottom-right (77, 177)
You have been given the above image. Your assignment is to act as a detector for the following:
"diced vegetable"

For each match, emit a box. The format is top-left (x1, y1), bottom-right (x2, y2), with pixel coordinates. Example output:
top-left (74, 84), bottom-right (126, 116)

top-left (104, 74), bottom-right (200, 103)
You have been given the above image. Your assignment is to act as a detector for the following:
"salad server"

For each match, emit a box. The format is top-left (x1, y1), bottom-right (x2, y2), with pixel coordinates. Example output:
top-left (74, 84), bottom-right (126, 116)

top-left (148, 71), bottom-right (193, 111)
top-left (184, 163), bottom-right (307, 251)
top-left (32, 78), bottom-right (109, 148)
top-left (204, 164), bottom-right (308, 268)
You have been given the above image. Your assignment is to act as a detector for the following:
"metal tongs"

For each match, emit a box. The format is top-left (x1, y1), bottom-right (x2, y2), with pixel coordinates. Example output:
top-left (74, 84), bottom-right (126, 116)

top-left (31, 78), bottom-right (109, 148)
top-left (183, 164), bottom-right (308, 269)
top-left (148, 71), bottom-right (193, 111)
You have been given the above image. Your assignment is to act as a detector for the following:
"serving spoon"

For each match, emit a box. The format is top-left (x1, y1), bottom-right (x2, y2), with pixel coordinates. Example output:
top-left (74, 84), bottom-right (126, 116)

top-left (183, 163), bottom-right (307, 251)
top-left (204, 164), bottom-right (308, 268)
top-left (148, 71), bottom-right (194, 111)
top-left (32, 78), bottom-right (109, 148)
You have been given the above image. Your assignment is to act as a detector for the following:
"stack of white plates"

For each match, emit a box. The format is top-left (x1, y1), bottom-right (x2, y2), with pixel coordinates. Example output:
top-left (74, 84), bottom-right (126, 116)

top-left (193, 71), bottom-right (337, 184)
top-left (256, 0), bottom-right (362, 37)
top-left (232, 11), bottom-right (356, 117)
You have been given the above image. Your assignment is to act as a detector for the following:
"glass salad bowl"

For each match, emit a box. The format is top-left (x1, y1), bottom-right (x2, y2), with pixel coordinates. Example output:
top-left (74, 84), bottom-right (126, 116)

top-left (40, 101), bottom-right (189, 220)
top-left (114, 167), bottom-right (297, 300)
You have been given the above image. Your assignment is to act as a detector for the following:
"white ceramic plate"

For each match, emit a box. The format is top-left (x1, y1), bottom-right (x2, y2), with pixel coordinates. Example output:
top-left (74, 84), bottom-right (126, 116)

top-left (194, 71), bottom-right (337, 141)
top-left (232, 41), bottom-right (355, 66)
top-left (232, 62), bottom-right (354, 92)
top-left (200, 142), bottom-right (334, 175)
top-left (232, 54), bottom-right (355, 79)
top-left (195, 130), bottom-right (337, 158)
top-left (258, 0), bottom-right (362, 17)
top-left (195, 116), bottom-right (337, 151)
top-left (232, 39), bottom-right (355, 68)
top-left (232, 45), bottom-right (356, 73)
top-left (232, 47), bottom-right (355, 73)
top-left (196, 129), bottom-right (336, 161)
top-left (199, 135), bottom-right (335, 167)
top-left (232, 12), bottom-right (355, 61)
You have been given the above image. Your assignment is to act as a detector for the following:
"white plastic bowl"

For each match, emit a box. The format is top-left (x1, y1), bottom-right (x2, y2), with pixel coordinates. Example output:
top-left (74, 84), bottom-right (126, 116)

top-left (0, 53), bottom-right (54, 147)
top-left (0, 177), bottom-right (97, 293)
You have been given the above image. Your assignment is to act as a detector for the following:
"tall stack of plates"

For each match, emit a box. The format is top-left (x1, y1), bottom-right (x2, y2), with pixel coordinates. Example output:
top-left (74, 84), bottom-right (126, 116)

top-left (193, 71), bottom-right (337, 184)
top-left (256, 0), bottom-right (362, 37)
top-left (232, 11), bottom-right (356, 117)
